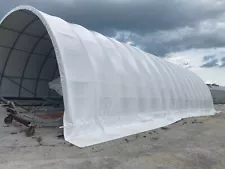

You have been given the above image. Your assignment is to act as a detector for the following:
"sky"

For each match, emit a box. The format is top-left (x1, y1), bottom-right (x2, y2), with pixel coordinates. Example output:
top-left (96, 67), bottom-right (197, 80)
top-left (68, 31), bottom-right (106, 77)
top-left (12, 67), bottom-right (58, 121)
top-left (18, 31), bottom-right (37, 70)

top-left (0, 0), bottom-right (225, 86)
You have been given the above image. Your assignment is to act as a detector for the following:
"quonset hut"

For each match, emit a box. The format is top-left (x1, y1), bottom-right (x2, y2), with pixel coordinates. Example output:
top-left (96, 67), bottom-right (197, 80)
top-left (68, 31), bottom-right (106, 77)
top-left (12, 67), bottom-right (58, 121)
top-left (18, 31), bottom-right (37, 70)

top-left (0, 6), bottom-right (215, 147)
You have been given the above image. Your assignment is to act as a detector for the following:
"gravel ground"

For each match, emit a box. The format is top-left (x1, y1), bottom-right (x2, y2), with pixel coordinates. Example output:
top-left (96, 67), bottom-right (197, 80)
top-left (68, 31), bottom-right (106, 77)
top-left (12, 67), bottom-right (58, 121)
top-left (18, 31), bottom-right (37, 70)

top-left (0, 105), bottom-right (225, 169)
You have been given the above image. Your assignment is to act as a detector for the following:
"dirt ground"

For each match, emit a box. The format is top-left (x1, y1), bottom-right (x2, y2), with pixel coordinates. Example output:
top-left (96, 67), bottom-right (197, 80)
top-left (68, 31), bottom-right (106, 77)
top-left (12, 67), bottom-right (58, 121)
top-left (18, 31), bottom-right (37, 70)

top-left (0, 105), bottom-right (225, 169)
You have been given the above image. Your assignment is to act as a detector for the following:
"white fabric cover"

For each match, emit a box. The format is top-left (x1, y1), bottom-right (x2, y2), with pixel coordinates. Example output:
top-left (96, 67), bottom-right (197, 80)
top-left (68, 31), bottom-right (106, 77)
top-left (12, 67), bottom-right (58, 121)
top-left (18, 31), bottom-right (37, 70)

top-left (0, 6), bottom-right (215, 147)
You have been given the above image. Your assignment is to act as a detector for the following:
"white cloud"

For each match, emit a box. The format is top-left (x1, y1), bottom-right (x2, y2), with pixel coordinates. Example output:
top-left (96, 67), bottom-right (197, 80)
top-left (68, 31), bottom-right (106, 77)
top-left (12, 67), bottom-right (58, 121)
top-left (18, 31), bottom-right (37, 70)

top-left (165, 48), bottom-right (225, 86)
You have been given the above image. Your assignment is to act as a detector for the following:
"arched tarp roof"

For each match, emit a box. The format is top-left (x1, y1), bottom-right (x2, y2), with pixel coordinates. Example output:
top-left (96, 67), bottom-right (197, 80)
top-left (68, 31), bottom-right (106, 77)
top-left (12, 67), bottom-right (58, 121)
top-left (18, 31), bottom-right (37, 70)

top-left (0, 6), bottom-right (215, 147)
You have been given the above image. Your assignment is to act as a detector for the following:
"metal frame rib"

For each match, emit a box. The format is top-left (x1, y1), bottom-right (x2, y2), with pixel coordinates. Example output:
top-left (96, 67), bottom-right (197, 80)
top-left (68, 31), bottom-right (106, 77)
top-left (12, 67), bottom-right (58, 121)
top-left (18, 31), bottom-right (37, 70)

top-left (34, 47), bottom-right (54, 97)
top-left (18, 31), bottom-right (48, 97)
top-left (0, 18), bottom-right (39, 96)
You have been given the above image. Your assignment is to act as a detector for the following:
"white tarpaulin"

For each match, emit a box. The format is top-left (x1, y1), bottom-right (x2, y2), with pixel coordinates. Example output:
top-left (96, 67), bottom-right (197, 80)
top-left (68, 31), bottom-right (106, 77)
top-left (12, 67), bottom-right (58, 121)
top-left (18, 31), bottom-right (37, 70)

top-left (0, 6), bottom-right (215, 147)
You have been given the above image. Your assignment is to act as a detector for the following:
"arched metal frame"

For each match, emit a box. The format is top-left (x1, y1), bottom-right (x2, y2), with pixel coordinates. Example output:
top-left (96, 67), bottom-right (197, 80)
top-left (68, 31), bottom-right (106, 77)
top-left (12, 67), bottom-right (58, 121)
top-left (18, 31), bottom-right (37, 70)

top-left (34, 47), bottom-right (54, 97)
top-left (0, 10), bottom-right (60, 98)
top-left (18, 31), bottom-right (48, 97)
top-left (0, 17), bottom-right (39, 89)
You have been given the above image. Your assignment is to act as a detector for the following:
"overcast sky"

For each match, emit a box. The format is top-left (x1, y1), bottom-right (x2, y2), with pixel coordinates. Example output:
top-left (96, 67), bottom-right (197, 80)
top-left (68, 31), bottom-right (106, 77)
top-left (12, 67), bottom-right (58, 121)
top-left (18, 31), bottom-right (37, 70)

top-left (0, 0), bottom-right (225, 85)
